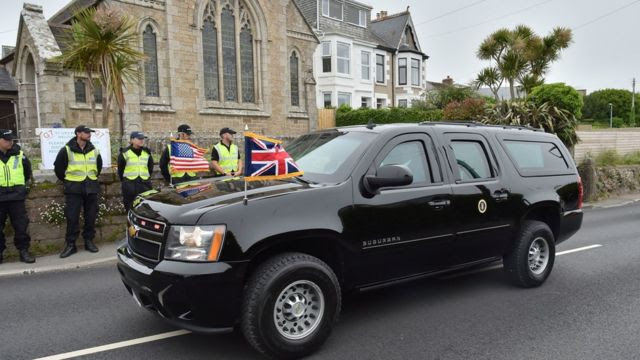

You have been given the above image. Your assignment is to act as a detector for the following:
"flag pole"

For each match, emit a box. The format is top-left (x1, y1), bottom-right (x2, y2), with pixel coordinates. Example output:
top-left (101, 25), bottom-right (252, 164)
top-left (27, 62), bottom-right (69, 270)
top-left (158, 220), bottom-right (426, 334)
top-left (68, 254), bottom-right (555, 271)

top-left (243, 124), bottom-right (249, 206)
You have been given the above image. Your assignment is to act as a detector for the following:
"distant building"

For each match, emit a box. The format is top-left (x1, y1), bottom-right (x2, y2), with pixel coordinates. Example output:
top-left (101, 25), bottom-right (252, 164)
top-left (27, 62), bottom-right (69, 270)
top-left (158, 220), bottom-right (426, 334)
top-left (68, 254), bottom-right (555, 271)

top-left (295, 1), bottom-right (429, 108)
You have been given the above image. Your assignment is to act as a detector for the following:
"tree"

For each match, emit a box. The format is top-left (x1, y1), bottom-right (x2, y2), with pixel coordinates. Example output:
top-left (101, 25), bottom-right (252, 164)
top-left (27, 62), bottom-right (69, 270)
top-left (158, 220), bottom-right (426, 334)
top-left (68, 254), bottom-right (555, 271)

top-left (528, 83), bottom-right (583, 119)
top-left (582, 89), bottom-right (639, 125)
top-left (473, 67), bottom-right (503, 101)
top-left (476, 25), bottom-right (572, 99)
top-left (54, 6), bottom-right (144, 135)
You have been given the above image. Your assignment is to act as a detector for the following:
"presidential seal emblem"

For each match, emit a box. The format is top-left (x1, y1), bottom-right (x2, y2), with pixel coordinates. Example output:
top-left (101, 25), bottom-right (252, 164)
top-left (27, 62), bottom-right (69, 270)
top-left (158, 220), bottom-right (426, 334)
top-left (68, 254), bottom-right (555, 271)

top-left (478, 199), bottom-right (488, 214)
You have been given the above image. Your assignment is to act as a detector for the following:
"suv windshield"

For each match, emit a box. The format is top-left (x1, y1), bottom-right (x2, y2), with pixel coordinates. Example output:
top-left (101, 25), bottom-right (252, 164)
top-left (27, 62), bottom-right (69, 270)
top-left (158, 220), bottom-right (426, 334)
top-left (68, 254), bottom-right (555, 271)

top-left (286, 130), bottom-right (375, 183)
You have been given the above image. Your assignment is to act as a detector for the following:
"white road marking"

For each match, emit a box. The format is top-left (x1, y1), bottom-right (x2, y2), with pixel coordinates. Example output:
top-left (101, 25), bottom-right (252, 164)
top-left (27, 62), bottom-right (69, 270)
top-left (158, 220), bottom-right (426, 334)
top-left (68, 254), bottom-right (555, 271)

top-left (32, 330), bottom-right (191, 360)
top-left (33, 244), bottom-right (604, 359)
top-left (440, 244), bottom-right (603, 280)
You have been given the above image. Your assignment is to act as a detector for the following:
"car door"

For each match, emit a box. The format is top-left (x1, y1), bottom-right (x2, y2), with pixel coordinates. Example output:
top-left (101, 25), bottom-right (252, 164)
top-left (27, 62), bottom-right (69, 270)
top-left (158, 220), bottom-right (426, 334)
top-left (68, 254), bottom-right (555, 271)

top-left (443, 132), bottom-right (515, 265)
top-left (344, 132), bottom-right (455, 286)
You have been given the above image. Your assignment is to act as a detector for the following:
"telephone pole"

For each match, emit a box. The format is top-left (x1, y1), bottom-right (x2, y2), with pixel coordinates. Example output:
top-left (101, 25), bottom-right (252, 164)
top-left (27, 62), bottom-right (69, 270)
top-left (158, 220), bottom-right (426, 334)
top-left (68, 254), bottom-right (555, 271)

top-left (632, 78), bottom-right (636, 126)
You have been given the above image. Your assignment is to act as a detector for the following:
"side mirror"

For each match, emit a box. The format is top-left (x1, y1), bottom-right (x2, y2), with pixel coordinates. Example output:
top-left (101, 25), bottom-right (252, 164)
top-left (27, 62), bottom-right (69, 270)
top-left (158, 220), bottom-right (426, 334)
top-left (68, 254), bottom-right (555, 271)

top-left (363, 164), bottom-right (413, 196)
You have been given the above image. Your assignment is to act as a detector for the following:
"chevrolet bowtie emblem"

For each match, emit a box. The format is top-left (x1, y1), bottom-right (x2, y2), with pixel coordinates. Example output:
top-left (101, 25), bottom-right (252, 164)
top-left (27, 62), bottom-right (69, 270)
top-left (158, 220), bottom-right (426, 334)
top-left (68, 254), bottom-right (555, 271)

top-left (128, 225), bottom-right (139, 238)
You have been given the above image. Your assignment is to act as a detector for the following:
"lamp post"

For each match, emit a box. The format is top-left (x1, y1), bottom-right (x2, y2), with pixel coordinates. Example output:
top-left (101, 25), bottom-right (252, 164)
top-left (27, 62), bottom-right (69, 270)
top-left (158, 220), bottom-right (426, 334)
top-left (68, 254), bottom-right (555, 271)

top-left (609, 103), bottom-right (613, 128)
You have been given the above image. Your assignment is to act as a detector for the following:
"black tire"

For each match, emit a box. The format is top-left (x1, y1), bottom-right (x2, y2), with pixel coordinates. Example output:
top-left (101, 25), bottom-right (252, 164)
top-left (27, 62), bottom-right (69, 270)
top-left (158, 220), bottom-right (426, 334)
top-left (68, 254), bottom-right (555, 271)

top-left (241, 252), bottom-right (341, 359)
top-left (503, 220), bottom-right (556, 288)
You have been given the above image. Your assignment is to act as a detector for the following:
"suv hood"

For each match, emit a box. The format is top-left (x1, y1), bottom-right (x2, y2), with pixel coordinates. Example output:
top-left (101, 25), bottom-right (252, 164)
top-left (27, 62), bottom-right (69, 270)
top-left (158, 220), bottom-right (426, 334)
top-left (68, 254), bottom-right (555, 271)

top-left (132, 177), bottom-right (309, 224)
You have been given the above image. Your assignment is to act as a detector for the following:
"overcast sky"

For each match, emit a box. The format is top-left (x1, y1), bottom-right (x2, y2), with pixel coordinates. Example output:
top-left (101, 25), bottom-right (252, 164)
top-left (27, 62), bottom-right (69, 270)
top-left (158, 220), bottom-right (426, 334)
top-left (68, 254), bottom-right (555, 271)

top-left (1, 0), bottom-right (638, 92)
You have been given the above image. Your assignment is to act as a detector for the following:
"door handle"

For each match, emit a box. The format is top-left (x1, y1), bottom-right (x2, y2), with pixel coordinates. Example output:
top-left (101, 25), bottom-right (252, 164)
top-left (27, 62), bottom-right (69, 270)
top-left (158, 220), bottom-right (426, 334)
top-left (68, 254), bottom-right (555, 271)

top-left (428, 199), bottom-right (451, 209)
top-left (492, 189), bottom-right (509, 202)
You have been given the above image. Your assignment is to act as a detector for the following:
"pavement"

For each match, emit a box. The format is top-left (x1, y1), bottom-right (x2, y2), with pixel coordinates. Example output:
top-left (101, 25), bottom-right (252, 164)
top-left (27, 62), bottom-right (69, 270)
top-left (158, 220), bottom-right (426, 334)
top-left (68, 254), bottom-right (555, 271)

top-left (0, 192), bottom-right (637, 278)
top-left (0, 199), bottom-right (639, 359)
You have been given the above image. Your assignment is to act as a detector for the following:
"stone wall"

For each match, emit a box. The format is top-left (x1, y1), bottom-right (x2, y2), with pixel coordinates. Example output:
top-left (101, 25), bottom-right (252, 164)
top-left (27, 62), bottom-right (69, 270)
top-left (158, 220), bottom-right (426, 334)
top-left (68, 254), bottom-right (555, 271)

top-left (578, 160), bottom-right (640, 202)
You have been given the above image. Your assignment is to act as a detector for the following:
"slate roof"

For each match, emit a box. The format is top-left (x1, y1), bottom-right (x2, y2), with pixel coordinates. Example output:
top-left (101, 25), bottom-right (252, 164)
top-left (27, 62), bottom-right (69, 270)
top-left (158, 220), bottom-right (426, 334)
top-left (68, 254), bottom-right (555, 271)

top-left (49, 24), bottom-right (71, 53)
top-left (370, 12), bottom-right (410, 49)
top-left (0, 67), bottom-right (17, 93)
top-left (48, 0), bottom-right (101, 25)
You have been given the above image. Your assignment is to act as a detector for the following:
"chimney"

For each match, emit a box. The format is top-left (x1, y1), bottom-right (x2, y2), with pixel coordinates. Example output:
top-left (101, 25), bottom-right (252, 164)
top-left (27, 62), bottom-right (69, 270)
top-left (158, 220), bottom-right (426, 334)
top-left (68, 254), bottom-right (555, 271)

top-left (442, 76), bottom-right (454, 86)
top-left (23, 3), bottom-right (43, 13)
top-left (377, 10), bottom-right (388, 20)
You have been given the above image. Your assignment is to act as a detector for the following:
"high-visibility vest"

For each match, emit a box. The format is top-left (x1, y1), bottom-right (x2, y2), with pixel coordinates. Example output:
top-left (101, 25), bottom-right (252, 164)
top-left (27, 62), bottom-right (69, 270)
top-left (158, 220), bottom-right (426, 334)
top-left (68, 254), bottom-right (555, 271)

top-left (122, 149), bottom-right (150, 180)
top-left (64, 145), bottom-right (99, 182)
top-left (168, 144), bottom-right (196, 178)
top-left (0, 151), bottom-right (25, 187)
top-left (214, 143), bottom-right (238, 175)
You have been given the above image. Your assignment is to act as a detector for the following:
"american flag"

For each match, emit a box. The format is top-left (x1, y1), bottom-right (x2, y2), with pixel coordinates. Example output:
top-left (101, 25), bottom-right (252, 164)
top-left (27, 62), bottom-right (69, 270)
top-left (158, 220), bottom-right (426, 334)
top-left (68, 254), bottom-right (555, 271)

top-left (169, 140), bottom-right (210, 173)
top-left (244, 132), bottom-right (303, 182)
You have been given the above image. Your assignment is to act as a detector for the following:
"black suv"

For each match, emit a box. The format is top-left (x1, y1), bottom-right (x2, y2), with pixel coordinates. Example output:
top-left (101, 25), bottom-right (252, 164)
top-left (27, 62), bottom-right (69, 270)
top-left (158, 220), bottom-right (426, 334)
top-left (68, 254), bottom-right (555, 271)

top-left (118, 122), bottom-right (583, 359)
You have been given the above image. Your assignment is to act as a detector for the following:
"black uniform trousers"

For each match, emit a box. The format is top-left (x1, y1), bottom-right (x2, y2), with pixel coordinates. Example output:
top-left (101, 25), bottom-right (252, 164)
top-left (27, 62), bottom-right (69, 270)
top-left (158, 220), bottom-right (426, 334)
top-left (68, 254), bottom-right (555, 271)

top-left (64, 193), bottom-right (98, 245)
top-left (0, 200), bottom-right (30, 253)
top-left (122, 178), bottom-right (152, 212)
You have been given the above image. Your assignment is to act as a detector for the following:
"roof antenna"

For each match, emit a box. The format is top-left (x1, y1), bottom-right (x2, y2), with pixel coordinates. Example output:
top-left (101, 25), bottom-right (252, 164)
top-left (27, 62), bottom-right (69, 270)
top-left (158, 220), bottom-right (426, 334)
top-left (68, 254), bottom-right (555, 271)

top-left (366, 119), bottom-right (376, 130)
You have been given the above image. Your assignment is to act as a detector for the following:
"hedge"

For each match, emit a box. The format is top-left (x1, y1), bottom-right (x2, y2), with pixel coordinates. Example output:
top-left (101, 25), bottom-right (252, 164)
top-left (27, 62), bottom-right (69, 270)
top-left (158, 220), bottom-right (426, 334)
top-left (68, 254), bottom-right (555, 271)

top-left (336, 107), bottom-right (444, 127)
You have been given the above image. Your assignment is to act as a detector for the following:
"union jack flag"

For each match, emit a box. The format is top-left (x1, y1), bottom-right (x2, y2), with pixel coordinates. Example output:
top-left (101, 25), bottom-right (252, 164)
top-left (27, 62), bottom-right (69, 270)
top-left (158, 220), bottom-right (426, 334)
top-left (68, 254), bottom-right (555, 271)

top-left (170, 140), bottom-right (210, 173)
top-left (244, 132), bottom-right (303, 182)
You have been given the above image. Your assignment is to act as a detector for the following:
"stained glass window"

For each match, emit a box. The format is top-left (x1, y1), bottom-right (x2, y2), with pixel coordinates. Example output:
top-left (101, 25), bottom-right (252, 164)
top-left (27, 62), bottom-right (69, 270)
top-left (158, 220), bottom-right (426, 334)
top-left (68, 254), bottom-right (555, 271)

top-left (93, 79), bottom-right (103, 104)
top-left (221, 7), bottom-right (237, 102)
top-left (202, 19), bottom-right (219, 100)
top-left (74, 78), bottom-right (86, 103)
top-left (290, 52), bottom-right (299, 107)
top-left (143, 25), bottom-right (159, 97)
top-left (240, 25), bottom-right (254, 103)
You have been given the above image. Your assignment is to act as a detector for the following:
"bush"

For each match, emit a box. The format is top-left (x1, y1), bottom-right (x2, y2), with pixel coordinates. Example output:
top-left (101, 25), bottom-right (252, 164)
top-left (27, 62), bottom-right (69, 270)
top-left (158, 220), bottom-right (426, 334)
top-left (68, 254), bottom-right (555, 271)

top-left (443, 98), bottom-right (486, 120)
top-left (611, 117), bottom-right (624, 128)
top-left (582, 89), bottom-right (639, 125)
top-left (422, 86), bottom-right (481, 109)
top-left (336, 107), bottom-right (444, 127)
top-left (593, 149), bottom-right (640, 166)
top-left (528, 83), bottom-right (584, 119)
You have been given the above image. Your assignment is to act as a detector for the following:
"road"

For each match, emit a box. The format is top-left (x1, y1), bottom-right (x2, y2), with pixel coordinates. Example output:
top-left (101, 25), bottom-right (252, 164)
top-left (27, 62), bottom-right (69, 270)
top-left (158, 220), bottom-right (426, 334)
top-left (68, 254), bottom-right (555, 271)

top-left (1, 202), bottom-right (639, 360)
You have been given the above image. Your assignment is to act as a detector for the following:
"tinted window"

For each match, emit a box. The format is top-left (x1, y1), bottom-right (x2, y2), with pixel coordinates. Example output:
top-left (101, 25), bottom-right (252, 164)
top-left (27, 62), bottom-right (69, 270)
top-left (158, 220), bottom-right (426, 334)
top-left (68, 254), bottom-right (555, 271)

top-left (380, 141), bottom-right (429, 184)
top-left (504, 140), bottom-right (568, 172)
top-left (451, 141), bottom-right (492, 180)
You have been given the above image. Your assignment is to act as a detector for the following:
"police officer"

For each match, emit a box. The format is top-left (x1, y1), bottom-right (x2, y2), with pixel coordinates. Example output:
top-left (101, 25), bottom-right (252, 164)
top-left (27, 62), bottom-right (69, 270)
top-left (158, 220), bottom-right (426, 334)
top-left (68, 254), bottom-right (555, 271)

top-left (210, 127), bottom-right (243, 177)
top-left (0, 129), bottom-right (35, 264)
top-left (54, 125), bottom-right (103, 258)
top-left (117, 131), bottom-right (154, 212)
top-left (159, 124), bottom-right (197, 184)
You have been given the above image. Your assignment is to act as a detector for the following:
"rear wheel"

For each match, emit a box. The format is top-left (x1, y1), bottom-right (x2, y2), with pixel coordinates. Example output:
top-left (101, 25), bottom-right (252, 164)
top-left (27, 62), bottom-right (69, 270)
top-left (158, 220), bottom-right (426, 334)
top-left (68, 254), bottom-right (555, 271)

top-left (504, 220), bottom-right (556, 288)
top-left (241, 253), bottom-right (341, 359)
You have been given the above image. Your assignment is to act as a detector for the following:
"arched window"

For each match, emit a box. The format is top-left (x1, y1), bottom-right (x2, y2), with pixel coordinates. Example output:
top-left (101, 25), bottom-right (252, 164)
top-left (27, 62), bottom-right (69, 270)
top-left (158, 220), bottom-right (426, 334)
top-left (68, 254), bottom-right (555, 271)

top-left (289, 52), bottom-right (299, 107)
top-left (24, 52), bottom-right (36, 83)
top-left (201, 0), bottom-right (257, 104)
top-left (143, 24), bottom-right (160, 97)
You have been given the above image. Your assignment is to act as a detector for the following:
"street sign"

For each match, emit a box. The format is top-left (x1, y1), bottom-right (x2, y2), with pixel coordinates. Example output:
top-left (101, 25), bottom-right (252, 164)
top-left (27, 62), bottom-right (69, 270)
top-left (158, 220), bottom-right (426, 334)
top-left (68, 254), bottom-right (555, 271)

top-left (37, 128), bottom-right (112, 170)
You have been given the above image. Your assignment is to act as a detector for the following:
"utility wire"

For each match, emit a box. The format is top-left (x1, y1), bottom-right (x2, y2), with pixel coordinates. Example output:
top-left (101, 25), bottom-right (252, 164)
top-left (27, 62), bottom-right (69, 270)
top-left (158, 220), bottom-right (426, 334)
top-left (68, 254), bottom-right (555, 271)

top-left (415, 0), bottom-right (488, 26)
top-left (424, 0), bottom-right (555, 39)
top-left (572, 0), bottom-right (640, 30)
top-left (0, 29), bottom-right (17, 34)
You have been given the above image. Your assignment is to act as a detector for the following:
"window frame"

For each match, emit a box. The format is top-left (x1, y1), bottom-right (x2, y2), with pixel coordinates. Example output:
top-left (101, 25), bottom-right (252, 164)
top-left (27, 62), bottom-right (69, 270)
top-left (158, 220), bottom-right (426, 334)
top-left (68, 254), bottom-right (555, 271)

top-left (411, 58), bottom-right (420, 86)
top-left (323, 92), bottom-right (332, 108)
top-left (361, 96), bottom-right (371, 108)
top-left (74, 78), bottom-right (87, 104)
top-left (337, 91), bottom-right (351, 107)
top-left (358, 9), bottom-right (367, 27)
top-left (375, 54), bottom-right (385, 83)
top-left (321, 41), bottom-right (332, 73)
top-left (444, 132), bottom-right (500, 184)
top-left (376, 98), bottom-right (385, 109)
top-left (337, 42), bottom-right (350, 75)
top-left (361, 51), bottom-right (370, 81)
top-left (398, 58), bottom-right (407, 86)
top-left (289, 51), bottom-right (300, 107)
top-left (498, 135), bottom-right (575, 177)
top-left (398, 99), bottom-right (408, 108)
top-left (369, 133), bottom-right (444, 191)
top-left (322, 0), bottom-right (343, 21)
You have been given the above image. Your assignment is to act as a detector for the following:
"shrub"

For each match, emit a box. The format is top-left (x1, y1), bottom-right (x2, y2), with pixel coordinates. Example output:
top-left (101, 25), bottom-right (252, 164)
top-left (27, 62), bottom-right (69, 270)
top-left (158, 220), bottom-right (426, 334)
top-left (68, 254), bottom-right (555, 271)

top-left (592, 150), bottom-right (640, 166)
top-left (443, 98), bottom-right (486, 120)
top-left (528, 83), bottom-right (583, 119)
top-left (611, 117), bottom-right (624, 128)
top-left (422, 86), bottom-right (481, 109)
top-left (582, 89), bottom-right (639, 125)
top-left (336, 107), bottom-right (444, 127)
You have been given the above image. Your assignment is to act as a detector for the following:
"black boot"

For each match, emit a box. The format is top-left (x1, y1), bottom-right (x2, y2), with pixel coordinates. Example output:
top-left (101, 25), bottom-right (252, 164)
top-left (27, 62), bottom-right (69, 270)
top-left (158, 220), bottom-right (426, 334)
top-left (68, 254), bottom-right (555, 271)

top-left (19, 250), bottom-right (35, 264)
top-left (60, 244), bottom-right (77, 258)
top-left (84, 239), bottom-right (99, 253)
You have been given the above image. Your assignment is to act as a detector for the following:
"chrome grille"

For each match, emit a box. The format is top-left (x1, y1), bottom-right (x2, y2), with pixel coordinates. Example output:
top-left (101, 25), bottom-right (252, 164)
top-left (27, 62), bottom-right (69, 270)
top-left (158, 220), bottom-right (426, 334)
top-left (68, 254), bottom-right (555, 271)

top-left (128, 212), bottom-right (166, 262)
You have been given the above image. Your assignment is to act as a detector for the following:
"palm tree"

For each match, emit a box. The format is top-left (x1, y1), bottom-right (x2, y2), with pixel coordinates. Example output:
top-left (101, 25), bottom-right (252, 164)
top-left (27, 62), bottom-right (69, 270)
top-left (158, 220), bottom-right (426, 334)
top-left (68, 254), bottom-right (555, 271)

top-left (54, 6), bottom-right (144, 131)
top-left (473, 67), bottom-right (503, 101)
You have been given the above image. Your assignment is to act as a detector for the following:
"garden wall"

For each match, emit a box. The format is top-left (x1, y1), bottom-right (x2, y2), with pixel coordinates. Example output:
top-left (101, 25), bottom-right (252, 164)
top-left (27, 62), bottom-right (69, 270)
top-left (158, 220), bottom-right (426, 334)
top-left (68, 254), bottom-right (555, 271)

top-left (578, 160), bottom-right (640, 202)
top-left (574, 129), bottom-right (640, 162)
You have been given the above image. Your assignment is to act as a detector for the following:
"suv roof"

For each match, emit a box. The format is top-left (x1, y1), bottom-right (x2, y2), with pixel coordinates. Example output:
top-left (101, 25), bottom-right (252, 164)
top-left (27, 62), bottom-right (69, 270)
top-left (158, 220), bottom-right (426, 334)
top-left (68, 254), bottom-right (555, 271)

top-left (334, 121), bottom-right (545, 135)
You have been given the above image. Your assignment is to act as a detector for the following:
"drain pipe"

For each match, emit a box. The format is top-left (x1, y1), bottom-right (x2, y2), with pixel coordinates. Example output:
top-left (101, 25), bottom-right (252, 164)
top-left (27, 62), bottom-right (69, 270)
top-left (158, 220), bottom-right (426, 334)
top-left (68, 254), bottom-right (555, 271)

top-left (34, 71), bottom-right (41, 129)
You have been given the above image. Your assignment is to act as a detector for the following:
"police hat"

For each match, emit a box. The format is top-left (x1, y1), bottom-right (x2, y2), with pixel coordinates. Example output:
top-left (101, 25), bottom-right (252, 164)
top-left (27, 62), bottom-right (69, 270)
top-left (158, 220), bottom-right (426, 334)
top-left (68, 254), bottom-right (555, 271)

top-left (0, 129), bottom-right (16, 140)
top-left (130, 131), bottom-right (148, 140)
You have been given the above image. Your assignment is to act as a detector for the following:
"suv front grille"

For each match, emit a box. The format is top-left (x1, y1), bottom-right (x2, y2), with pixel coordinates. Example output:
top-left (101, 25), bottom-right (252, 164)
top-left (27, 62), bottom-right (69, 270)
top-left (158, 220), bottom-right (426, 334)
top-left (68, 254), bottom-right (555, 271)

top-left (128, 211), bottom-right (166, 262)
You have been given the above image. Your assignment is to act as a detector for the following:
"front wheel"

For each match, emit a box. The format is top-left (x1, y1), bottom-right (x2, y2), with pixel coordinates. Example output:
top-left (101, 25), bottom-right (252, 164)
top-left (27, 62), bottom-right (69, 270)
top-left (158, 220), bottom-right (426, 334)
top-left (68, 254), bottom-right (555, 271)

top-left (504, 220), bottom-right (556, 288)
top-left (241, 253), bottom-right (341, 359)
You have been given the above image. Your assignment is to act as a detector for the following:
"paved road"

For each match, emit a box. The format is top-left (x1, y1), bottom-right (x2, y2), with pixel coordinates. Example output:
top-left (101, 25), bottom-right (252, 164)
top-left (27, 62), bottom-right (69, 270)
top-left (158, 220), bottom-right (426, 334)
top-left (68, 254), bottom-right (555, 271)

top-left (1, 203), bottom-right (639, 360)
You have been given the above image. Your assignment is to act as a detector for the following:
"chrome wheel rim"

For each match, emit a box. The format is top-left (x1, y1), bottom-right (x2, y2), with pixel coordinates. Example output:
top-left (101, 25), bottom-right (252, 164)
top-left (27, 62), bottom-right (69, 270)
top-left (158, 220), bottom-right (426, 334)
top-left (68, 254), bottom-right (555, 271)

top-left (273, 280), bottom-right (325, 340)
top-left (528, 237), bottom-right (550, 275)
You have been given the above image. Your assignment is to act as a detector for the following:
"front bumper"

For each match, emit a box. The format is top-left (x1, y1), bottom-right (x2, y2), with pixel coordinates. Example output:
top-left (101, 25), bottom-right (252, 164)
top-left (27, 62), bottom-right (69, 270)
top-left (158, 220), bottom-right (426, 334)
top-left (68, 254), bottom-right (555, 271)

top-left (117, 244), bottom-right (249, 333)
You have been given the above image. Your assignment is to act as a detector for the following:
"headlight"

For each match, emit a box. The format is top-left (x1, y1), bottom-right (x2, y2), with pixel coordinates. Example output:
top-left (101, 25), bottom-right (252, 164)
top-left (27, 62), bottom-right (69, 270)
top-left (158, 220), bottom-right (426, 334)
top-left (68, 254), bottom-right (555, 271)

top-left (165, 225), bottom-right (226, 262)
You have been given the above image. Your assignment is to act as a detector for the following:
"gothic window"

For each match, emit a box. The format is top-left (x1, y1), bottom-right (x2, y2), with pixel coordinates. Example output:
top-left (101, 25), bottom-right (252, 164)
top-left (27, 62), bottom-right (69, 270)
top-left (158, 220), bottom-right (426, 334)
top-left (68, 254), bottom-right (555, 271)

top-left (143, 25), bottom-right (160, 97)
top-left (201, 0), bottom-right (257, 104)
top-left (203, 17), bottom-right (219, 100)
top-left (290, 52), bottom-right (299, 107)
top-left (74, 78), bottom-right (86, 103)
top-left (93, 79), bottom-right (103, 104)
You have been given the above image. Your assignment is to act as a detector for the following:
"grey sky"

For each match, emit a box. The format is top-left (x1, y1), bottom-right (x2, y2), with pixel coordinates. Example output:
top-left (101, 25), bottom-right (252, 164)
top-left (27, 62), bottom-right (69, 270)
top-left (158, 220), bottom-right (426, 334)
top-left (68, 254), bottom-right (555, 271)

top-left (1, 0), bottom-right (638, 92)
